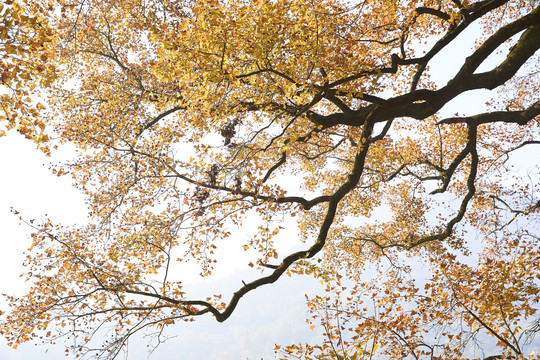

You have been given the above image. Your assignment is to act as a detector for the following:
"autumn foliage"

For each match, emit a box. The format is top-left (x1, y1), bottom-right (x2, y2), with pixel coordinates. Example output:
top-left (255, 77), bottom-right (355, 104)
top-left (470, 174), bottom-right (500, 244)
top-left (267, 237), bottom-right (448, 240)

top-left (1, 0), bottom-right (540, 359)
top-left (0, 0), bottom-right (55, 143)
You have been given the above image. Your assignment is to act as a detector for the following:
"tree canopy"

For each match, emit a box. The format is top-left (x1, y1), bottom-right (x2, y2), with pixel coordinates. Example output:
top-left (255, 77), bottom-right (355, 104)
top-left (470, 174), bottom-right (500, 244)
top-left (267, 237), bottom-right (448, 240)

top-left (1, 0), bottom-right (540, 359)
top-left (0, 0), bottom-right (55, 144)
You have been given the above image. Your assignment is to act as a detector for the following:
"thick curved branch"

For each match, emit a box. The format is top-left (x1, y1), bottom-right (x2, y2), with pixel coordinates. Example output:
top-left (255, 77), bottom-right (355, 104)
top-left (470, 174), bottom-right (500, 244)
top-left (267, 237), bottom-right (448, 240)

top-left (309, 4), bottom-right (540, 130)
top-left (332, 90), bottom-right (388, 105)
top-left (410, 0), bottom-right (512, 89)
top-left (431, 143), bottom-right (472, 195)
top-left (324, 92), bottom-right (355, 114)
top-left (437, 100), bottom-right (540, 125)
top-left (127, 146), bottom-right (332, 210)
top-left (415, 7), bottom-right (451, 21)
top-left (409, 125), bottom-right (478, 248)
top-left (169, 119), bottom-right (377, 322)
top-left (321, 53), bottom-right (400, 90)
top-left (362, 126), bottom-right (478, 251)
top-left (262, 151), bottom-right (287, 183)
top-left (142, 105), bottom-right (185, 131)
top-left (453, 8), bottom-right (540, 88)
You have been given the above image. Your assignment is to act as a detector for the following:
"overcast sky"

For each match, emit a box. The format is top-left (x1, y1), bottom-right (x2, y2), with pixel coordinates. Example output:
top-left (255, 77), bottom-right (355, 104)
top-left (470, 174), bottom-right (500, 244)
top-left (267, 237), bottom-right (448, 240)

top-left (0, 132), bottom-right (327, 359)
top-left (0, 19), bottom-right (538, 360)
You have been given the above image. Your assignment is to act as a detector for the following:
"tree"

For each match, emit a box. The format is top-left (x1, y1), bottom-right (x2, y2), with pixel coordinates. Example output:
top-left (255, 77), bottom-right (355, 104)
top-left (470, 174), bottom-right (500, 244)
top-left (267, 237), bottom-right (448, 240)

top-left (1, 0), bottom-right (540, 358)
top-left (0, 0), bottom-right (56, 145)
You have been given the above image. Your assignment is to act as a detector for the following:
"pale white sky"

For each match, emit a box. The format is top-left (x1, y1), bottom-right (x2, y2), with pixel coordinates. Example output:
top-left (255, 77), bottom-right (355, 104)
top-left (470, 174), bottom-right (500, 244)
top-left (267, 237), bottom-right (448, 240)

top-left (0, 132), bottom-right (325, 359)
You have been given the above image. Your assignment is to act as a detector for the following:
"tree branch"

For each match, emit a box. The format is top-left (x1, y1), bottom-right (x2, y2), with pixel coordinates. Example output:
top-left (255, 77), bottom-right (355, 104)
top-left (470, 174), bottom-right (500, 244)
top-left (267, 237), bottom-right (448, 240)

top-left (437, 100), bottom-right (540, 125)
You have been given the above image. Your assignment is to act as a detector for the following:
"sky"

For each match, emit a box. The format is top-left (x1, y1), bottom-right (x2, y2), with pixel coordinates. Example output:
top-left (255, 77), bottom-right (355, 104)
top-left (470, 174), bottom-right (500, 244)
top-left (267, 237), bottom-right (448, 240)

top-left (0, 13), bottom-right (538, 360)
top-left (0, 132), bottom-right (326, 359)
